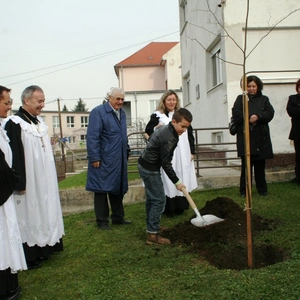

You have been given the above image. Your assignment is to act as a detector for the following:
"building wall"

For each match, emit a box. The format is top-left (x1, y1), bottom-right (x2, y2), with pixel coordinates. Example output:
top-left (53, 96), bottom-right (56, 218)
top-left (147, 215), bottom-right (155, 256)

top-left (179, 0), bottom-right (300, 155)
top-left (162, 43), bottom-right (182, 89)
top-left (119, 66), bottom-right (166, 91)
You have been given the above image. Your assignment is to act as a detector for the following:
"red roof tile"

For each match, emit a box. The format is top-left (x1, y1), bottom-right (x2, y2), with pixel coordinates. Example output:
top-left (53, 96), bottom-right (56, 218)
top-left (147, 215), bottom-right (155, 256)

top-left (114, 42), bottom-right (178, 76)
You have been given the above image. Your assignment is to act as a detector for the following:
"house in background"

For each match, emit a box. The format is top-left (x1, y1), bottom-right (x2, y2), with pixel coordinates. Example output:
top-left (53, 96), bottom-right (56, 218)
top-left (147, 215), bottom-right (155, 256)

top-left (178, 0), bottom-right (300, 165)
top-left (36, 110), bottom-right (89, 152)
top-left (114, 42), bottom-right (182, 132)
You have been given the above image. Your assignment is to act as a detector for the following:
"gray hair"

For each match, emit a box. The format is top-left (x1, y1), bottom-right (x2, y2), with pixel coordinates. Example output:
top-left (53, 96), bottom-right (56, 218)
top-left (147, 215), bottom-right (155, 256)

top-left (108, 87), bottom-right (124, 97)
top-left (21, 85), bottom-right (44, 104)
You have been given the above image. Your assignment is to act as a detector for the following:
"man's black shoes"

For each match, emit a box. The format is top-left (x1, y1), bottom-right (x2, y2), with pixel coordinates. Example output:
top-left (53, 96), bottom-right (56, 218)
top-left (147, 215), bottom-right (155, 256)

top-left (112, 219), bottom-right (132, 225)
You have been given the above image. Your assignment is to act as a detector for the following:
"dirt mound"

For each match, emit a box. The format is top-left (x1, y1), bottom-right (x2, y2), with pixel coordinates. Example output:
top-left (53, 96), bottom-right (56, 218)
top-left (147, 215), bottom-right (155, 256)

top-left (165, 197), bottom-right (288, 270)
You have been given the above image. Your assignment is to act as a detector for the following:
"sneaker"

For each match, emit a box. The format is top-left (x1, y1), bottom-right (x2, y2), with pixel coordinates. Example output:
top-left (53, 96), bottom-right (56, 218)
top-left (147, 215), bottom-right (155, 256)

top-left (146, 233), bottom-right (171, 245)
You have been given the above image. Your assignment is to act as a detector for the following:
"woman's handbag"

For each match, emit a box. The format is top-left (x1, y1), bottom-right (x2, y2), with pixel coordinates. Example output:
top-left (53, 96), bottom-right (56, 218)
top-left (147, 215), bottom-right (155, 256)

top-left (229, 117), bottom-right (237, 136)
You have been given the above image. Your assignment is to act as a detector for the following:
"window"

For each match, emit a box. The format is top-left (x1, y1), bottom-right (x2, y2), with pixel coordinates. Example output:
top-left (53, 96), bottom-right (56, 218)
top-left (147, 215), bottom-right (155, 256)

top-left (66, 116), bottom-right (74, 128)
top-left (80, 134), bottom-right (87, 142)
top-left (183, 72), bottom-right (191, 106)
top-left (149, 99), bottom-right (160, 113)
top-left (212, 132), bottom-right (223, 146)
top-left (207, 40), bottom-right (223, 89)
top-left (52, 116), bottom-right (59, 128)
top-left (81, 116), bottom-right (89, 127)
top-left (212, 49), bottom-right (222, 87)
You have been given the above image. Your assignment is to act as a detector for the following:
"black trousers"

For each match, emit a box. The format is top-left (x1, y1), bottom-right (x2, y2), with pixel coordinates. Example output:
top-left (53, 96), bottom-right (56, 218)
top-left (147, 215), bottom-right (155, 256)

top-left (240, 157), bottom-right (267, 194)
top-left (23, 239), bottom-right (64, 263)
top-left (0, 269), bottom-right (18, 296)
top-left (94, 192), bottom-right (125, 225)
top-left (294, 139), bottom-right (300, 183)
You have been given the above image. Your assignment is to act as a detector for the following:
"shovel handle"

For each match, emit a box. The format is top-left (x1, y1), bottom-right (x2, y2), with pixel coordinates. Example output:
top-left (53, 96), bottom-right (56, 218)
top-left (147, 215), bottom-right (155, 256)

top-left (182, 188), bottom-right (198, 211)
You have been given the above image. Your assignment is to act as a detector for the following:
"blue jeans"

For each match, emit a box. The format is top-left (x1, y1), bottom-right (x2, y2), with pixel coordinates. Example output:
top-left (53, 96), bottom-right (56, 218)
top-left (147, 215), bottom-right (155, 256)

top-left (138, 163), bottom-right (166, 233)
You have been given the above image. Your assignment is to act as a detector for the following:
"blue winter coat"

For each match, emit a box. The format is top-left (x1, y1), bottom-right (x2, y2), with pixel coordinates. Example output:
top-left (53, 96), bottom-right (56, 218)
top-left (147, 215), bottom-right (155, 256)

top-left (86, 101), bottom-right (129, 195)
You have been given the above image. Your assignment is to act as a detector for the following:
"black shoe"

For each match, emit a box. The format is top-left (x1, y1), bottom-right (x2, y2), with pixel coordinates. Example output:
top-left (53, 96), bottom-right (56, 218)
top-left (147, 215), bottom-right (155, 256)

top-left (38, 256), bottom-right (50, 261)
top-left (27, 260), bottom-right (42, 270)
top-left (112, 219), bottom-right (132, 225)
top-left (0, 287), bottom-right (21, 300)
top-left (290, 177), bottom-right (297, 183)
top-left (98, 224), bottom-right (111, 230)
top-left (259, 192), bottom-right (267, 196)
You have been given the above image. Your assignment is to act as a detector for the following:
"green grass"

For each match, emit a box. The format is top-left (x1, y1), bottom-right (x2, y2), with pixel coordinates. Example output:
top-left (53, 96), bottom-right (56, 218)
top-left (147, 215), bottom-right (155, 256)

top-left (19, 181), bottom-right (300, 299)
top-left (58, 165), bottom-right (141, 190)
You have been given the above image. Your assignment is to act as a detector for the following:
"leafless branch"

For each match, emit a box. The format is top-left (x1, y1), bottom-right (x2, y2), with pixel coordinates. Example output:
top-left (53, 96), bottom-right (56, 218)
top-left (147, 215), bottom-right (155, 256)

top-left (246, 8), bottom-right (300, 58)
top-left (205, 0), bottom-right (244, 53)
top-left (188, 37), bottom-right (243, 67)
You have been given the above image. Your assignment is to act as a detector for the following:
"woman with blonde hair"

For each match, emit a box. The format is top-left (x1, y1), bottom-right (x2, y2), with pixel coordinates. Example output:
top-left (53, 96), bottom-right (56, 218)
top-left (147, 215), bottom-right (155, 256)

top-left (145, 90), bottom-right (197, 217)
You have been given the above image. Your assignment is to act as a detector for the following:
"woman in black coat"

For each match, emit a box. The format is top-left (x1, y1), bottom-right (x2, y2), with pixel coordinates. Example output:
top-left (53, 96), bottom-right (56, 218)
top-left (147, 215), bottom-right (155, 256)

top-left (232, 76), bottom-right (274, 197)
top-left (286, 79), bottom-right (300, 185)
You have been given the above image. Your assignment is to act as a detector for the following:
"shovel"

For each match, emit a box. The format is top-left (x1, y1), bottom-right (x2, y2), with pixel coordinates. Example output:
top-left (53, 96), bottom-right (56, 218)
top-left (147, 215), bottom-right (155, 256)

top-left (182, 188), bottom-right (224, 227)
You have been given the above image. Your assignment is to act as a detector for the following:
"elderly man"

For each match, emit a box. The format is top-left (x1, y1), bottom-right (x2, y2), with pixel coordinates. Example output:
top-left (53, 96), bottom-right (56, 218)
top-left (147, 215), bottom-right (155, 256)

top-left (3, 85), bottom-right (64, 270)
top-left (86, 87), bottom-right (131, 230)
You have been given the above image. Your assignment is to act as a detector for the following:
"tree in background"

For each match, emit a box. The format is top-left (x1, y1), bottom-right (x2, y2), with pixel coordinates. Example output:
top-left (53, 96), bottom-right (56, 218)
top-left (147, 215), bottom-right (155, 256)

top-left (72, 98), bottom-right (89, 112)
top-left (62, 104), bottom-right (68, 112)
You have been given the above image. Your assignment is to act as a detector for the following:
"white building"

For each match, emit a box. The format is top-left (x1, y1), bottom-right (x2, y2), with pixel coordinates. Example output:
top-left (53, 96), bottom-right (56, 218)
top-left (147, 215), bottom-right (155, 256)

top-left (178, 0), bottom-right (300, 164)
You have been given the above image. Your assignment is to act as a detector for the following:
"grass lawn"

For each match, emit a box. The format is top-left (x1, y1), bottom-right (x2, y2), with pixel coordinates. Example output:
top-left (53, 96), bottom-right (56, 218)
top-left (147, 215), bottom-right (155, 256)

top-left (19, 181), bottom-right (300, 300)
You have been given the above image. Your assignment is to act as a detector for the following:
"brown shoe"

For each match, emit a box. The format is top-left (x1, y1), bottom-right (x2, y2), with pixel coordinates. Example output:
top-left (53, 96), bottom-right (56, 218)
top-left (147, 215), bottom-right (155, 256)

top-left (146, 233), bottom-right (171, 245)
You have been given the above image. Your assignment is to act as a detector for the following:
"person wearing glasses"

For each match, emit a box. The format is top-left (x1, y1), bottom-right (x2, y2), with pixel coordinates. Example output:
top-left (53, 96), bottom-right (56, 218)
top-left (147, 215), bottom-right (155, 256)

top-left (0, 85), bottom-right (27, 300)
top-left (86, 87), bottom-right (131, 230)
top-left (286, 79), bottom-right (300, 185)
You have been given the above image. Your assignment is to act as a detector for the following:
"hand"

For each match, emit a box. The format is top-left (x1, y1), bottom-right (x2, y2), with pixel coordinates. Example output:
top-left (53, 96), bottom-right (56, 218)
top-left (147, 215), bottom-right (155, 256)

top-left (176, 183), bottom-right (186, 191)
top-left (249, 114), bottom-right (258, 124)
top-left (92, 161), bottom-right (101, 168)
top-left (191, 154), bottom-right (194, 161)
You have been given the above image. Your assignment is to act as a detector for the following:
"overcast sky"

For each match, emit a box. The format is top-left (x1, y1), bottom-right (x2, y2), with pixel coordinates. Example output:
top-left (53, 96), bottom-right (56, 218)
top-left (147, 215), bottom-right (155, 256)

top-left (1, 0), bottom-right (180, 110)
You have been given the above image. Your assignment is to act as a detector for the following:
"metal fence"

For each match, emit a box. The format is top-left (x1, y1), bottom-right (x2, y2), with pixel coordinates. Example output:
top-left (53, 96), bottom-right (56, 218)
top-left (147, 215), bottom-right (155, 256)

top-left (127, 128), bottom-right (239, 177)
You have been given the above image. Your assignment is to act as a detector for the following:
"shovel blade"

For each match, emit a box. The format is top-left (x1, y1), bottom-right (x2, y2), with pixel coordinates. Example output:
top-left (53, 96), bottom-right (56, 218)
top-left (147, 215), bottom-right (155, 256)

top-left (191, 214), bottom-right (224, 227)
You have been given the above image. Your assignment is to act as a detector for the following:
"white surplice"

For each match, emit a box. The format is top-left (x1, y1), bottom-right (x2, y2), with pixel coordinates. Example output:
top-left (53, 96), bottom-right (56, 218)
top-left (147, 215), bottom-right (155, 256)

top-left (154, 111), bottom-right (198, 198)
top-left (0, 126), bottom-right (27, 272)
top-left (3, 116), bottom-right (64, 247)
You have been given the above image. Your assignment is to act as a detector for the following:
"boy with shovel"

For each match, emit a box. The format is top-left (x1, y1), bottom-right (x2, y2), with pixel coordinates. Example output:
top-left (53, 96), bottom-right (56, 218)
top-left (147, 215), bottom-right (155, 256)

top-left (138, 108), bottom-right (193, 245)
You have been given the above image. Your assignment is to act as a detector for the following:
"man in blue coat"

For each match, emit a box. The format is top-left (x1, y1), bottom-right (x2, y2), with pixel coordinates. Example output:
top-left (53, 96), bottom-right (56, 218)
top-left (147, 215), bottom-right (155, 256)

top-left (86, 87), bottom-right (131, 230)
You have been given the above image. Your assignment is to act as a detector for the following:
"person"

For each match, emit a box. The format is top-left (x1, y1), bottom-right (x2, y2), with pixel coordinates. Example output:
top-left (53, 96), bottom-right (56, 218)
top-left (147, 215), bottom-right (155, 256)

top-left (3, 85), bottom-right (64, 270)
top-left (138, 108), bottom-right (193, 245)
top-left (232, 75), bottom-right (274, 197)
top-left (286, 79), bottom-right (300, 185)
top-left (86, 87), bottom-right (131, 230)
top-left (0, 85), bottom-right (27, 300)
top-left (145, 90), bottom-right (197, 217)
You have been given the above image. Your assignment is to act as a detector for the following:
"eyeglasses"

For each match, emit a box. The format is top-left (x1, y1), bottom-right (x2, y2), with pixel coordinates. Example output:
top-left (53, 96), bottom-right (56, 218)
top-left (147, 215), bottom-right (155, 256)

top-left (113, 96), bottom-right (125, 101)
top-left (2, 99), bottom-right (13, 106)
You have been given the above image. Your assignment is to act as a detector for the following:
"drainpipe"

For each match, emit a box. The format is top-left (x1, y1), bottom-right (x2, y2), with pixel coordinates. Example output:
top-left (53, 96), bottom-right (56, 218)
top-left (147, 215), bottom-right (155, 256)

top-left (134, 92), bottom-right (137, 128)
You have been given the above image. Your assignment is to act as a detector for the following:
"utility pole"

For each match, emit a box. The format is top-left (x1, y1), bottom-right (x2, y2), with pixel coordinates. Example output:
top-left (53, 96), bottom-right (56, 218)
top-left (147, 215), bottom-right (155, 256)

top-left (57, 98), bottom-right (66, 175)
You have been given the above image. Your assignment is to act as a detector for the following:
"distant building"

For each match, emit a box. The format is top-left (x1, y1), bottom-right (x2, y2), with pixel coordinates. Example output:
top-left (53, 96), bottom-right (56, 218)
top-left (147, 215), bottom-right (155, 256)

top-left (19, 110), bottom-right (90, 152)
top-left (114, 42), bottom-right (182, 132)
